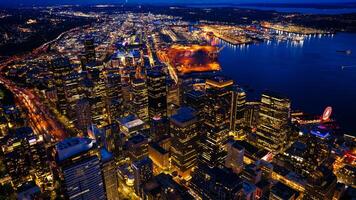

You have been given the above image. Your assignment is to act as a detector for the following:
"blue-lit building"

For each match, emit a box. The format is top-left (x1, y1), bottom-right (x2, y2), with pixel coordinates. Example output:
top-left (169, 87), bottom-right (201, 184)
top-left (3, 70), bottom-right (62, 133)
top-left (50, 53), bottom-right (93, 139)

top-left (54, 137), bottom-right (106, 200)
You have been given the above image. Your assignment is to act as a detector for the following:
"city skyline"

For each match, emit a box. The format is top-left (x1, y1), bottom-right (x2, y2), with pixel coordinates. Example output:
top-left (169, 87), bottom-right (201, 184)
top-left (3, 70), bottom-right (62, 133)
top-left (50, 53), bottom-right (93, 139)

top-left (0, 2), bottom-right (355, 200)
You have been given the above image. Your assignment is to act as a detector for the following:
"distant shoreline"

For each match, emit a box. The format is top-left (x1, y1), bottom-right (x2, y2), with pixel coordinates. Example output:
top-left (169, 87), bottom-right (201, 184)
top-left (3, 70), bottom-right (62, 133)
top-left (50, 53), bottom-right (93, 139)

top-left (185, 3), bottom-right (356, 10)
top-left (1, 2), bottom-right (356, 10)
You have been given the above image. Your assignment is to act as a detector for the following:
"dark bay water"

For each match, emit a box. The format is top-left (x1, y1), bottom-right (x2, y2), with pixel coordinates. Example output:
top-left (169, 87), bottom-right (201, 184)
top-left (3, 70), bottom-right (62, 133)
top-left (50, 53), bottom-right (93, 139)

top-left (236, 6), bottom-right (356, 15)
top-left (217, 33), bottom-right (356, 134)
top-left (188, 4), bottom-right (356, 15)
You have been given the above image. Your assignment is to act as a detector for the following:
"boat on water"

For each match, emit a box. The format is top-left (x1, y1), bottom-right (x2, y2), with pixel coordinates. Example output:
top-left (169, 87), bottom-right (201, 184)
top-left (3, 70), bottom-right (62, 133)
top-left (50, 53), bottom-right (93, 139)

top-left (341, 65), bottom-right (356, 70)
top-left (337, 50), bottom-right (352, 55)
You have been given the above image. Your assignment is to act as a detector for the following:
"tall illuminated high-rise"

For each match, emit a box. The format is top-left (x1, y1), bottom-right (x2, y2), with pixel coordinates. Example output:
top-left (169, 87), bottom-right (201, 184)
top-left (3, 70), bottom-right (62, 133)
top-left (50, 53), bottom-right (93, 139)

top-left (147, 71), bottom-right (167, 122)
top-left (132, 157), bottom-right (153, 195)
top-left (183, 90), bottom-right (206, 121)
top-left (51, 57), bottom-right (72, 115)
top-left (131, 78), bottom-right (149, 122)
top-left (229, 86), bottom-right (246, 137)
top-left (84, 37), bottom-right (96, 64)
top-left (83, 70), bottom-right (107, 127)
top-left (105, 72), bottom-right (123, 123)
top-left (244, 101), bottom-right (260, 129)
top-left (170, 107), bottom-right (199, 178)
top-left (1, 127), bottom-right (48, 187)
top-left (64, 72), bottom-right (84, 120)
top-left (256, 92), bottom-right (291, 152)
top-left (100, 149), bottom-right (119, 200)
top-left (54, 137), bottom-right (106, 200)
top-left (75, 98), bottom-right (92, 134)
top-left (200, 76), bottom-right (234, 167)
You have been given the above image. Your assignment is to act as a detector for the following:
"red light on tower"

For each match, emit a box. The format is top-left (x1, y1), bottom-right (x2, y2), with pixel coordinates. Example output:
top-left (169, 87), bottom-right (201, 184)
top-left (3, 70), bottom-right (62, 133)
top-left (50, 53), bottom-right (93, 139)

top-left (322, 106), bottom-right (332, 121)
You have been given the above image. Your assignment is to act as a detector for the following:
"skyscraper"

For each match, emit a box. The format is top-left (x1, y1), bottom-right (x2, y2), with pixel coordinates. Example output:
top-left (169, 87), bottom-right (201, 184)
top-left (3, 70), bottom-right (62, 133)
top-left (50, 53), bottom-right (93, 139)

top-left (183, 90), bottom-right (206, 122)
top-left (170, 107), bottom-right (199, 179)
top-left (200, 76), bottom-right (234, 167)
top-left (75, 98), bottom-right (92, 134)
top-left (54, 137), bottom-right (106, 200)
top-left (1, 127), bottom-right (48, 187)
top-left (100, 149), bottom-right (119, 200)
top-left (244, 101), bottom-right (260, 129)
top-left (305, 166), bottom-right (337, 200)
top-left (131, 78), bottom-right (149, 122)
top-left (225, 140), bottom-right (245, 174)
top-left (83, 71), bottom-right (107, 127)
top-left (126, 133), bottom-right (149, 163)
top-left (167, 79), bottom-right (181, 112)
top-left (256, 92), bottom-right (291, 152)
top-left (132, 157), bottom-right (153, 195)
top-left (105, 72), bottom-right (123, 123)
top-left (230, 86), bottom-right (246, 137)
top-left (51, 57), bottom-right (72, 115)
top-left (190, 163), bottom-right (242, 200)
top-left (64, 72), bottom-right (84, 120)
top-left (147, 71), bottom-right (167, 122)
top-left (84, 37), bottom-right (96, 64)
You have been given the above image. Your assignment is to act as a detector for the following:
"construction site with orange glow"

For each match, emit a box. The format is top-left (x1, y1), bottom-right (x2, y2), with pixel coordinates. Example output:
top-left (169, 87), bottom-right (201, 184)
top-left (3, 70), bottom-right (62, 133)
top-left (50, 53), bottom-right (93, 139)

top-left (157, 44), bottom-right (222, 83)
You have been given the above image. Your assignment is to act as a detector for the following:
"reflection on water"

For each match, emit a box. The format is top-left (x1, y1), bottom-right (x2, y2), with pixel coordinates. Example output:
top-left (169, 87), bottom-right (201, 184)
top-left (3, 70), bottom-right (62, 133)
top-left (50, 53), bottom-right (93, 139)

top-left (217, 33), bottom-right (356, 134)
top-left (213, 32), bottom-right (336, 50)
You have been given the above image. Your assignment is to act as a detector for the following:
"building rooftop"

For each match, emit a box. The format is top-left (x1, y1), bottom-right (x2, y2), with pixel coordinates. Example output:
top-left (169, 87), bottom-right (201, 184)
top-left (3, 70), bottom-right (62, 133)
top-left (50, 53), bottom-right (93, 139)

top-left (234, 140), bottom-right (268, 159)
top-left (147, 70), bottom-right (165, 78)
top-left (155, 173), bottom-right (194, 200)
top-left (15, 126), bottom-right (33, 136)
top-left (185, 89), bottom-right (205, 98)
top-left (233, 143), bottom-right (245, 152)
top-left (262, 90), bottom-right (290, 101)
top-left (132, 156), bottom-right (152, 169)
top-left (119, 115), bottom-right (143, 127)
top-left (285, 141), bottom-right (307, 157)
top-left (132, 78), bottom-right (145, 85)
top-left (56, 137), bottom-right (95, 162)
top-left (170, 107), bottom-right (196, 126)
top-left (256, 179), bottom-right (270, 189)
top-left (149, 142), bottom-right (168, 155)
top-left (271, 182), bottom-right (299, 199)
top-left (100, 148), bottom-right (113, 163)
top-left (206, 75), bottom-right (233, 88)
top-left (309, 125), bottom-right (331, 139)
top-left (243, 181), bottom-right (257, 194)
top-left (127, 133), bottom-right (147, 145)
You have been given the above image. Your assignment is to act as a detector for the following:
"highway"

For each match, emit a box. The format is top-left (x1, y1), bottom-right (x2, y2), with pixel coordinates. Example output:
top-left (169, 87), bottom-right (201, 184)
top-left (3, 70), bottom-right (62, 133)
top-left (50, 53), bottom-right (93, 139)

top-left (0, 76), bottom-right (68, 140)
top-left (0, 28), bottom-right (80, 141)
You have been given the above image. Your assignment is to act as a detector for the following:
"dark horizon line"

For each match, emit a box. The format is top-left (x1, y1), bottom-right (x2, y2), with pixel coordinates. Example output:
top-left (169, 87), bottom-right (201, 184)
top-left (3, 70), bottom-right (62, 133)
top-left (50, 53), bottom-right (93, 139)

top-left (1, 1), bottom-right (356, 8)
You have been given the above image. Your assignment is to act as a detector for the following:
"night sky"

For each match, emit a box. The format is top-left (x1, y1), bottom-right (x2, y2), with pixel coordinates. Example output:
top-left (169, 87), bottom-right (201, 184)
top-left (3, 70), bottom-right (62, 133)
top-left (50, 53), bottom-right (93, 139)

top-left (0, 0), bottom-right (354, 7)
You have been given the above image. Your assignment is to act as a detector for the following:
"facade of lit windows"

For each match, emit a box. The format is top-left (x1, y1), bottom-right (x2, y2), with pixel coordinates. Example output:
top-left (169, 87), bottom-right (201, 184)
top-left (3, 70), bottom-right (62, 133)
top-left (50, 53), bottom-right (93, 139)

top-left (170, 107), bottom-right (199, 179)
top-left (200, 76), bottom-right (234, 167)
top-left (256, 92), bottom-right (291, 152)
top-left (131, 78), bottom-right (149, 122)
